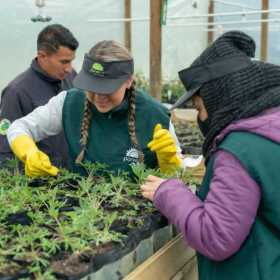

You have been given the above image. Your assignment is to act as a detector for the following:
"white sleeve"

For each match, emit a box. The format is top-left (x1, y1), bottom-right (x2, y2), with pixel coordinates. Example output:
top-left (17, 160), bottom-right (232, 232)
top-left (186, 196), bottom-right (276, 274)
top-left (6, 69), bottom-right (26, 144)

top-left (7, 91), bottom-right (66, 144)
top-left (169, 120), bottom-right (182, 155)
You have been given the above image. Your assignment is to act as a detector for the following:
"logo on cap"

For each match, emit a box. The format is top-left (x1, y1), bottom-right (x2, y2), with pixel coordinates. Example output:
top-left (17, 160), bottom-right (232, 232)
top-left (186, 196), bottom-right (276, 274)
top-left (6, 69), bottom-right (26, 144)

top-left (90, 62), bottom-right (104, 76)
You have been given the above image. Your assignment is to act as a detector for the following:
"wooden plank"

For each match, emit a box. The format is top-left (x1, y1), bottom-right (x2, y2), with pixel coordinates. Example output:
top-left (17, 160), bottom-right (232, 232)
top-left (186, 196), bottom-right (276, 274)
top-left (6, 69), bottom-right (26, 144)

top-left (150, 0), bottom-right (162, 100)
top-left (260, 0), bottom-right (269, 61)
top-left (124, 0), bottom-right (131, 52)
top-left (171, 256), bottom-right (197, 280)
top-left (181, 256), bottom-right (198, 280)
top-left (207, 0), bottom-right (214, 45)
top-left (124, 234), bottom-right (196, 280)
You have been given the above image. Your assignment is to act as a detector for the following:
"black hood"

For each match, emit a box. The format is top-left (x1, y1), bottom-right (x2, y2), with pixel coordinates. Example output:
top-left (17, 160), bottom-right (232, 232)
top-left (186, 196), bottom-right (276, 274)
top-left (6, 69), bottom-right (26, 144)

top-left (178, 31), bottom-right (280, 158)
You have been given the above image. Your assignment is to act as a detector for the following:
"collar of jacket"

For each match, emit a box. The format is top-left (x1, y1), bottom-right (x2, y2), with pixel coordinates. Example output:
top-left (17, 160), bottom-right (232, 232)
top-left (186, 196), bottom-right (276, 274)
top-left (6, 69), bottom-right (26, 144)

top-left (31, 58), bottom-right (62, 85)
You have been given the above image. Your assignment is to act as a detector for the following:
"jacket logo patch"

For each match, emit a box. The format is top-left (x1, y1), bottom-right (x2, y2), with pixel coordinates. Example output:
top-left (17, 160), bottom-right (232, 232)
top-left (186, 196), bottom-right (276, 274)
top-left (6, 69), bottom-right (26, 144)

top-left (0, 119), bottom-right (11, 135)
top-left (123, 147), bottom-right (139, 164)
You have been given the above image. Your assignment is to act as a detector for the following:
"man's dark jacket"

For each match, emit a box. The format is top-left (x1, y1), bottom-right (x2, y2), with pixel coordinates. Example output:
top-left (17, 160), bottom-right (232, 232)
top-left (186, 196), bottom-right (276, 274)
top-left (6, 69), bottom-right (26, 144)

top-left (0, 59), bottom-right (76, 167)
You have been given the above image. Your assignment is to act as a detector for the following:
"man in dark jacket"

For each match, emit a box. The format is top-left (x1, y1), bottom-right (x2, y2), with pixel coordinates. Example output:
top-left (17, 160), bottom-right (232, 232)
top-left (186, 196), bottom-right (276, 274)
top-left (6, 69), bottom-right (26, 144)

top-left (0, 24), bottom-right (79, 168)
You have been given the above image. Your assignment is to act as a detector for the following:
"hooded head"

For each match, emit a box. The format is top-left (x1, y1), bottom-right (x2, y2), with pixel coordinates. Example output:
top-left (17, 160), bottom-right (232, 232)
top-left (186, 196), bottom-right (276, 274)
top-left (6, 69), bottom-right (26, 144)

top-left (173, 31), bottom-right (280, 157)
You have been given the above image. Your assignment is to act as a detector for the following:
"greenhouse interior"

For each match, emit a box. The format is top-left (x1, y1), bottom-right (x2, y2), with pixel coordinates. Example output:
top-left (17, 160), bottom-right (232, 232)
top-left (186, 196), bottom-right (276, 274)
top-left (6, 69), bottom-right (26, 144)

top-left (0, 0), bottom-right (279, 279)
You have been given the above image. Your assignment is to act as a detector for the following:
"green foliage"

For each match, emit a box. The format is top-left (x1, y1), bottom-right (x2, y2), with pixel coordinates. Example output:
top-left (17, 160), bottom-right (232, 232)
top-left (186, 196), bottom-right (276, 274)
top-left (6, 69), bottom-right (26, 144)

top-left (161, 79), bottom-right (185, 104)
top-left (134, 72), bottom-right (186, 104)
top-left (134, 72), bottom-right (149, 93)
top-left (131, 163), bottom-right (163, 185)
top-left (0, 162), bottom-right (199, 278)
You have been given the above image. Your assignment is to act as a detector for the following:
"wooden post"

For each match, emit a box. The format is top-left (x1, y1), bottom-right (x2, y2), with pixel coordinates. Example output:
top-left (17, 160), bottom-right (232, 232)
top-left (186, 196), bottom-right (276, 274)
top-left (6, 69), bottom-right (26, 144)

top-left (207, 0), bottom-right (214, 45)
top-left (150, 0), bottom-right (162, 100)
top-left (124, 0), bottom-right (131, 52)
top-left (260, 0), bottom-right (269, 61)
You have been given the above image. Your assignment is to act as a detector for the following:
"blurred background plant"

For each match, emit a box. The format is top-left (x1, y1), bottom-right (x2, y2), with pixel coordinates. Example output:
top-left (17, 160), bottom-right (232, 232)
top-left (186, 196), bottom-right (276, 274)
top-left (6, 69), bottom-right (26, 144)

top-left (134, 72), bottom-right (192, 107)
top-left (161, 79), bottom-right (185, 104)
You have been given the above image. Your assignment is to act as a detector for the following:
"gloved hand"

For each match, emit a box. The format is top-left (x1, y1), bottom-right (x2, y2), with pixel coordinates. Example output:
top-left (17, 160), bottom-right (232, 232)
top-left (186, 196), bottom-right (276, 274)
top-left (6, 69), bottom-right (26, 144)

top-left (10, 134), bottom-right (59, 177)
top-left (148, 124), bottom-right (182, 174)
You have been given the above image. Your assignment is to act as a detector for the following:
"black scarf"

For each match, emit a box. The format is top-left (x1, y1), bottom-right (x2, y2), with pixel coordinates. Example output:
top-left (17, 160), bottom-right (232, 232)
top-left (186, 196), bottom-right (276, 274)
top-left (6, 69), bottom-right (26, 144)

top-left (200, 62), bottom-right (280, 159)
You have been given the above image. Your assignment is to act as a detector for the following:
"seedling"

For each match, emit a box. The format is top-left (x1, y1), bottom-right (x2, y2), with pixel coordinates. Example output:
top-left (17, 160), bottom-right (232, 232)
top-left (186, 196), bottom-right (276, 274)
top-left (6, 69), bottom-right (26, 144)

top-left (0, 161), bottom-right (199, 278)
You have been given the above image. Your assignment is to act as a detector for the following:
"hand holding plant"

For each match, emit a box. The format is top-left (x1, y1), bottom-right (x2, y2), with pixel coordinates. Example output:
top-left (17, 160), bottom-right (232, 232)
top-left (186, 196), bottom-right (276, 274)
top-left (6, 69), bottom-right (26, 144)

top-left (140, 175), bottom-right (166, 201)
top-left (10, 134), bottom-right (58, 177)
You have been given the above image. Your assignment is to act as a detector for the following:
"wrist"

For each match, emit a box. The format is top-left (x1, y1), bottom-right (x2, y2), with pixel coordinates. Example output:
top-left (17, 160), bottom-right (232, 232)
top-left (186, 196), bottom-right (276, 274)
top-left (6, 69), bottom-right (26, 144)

top-left (11, 135), bottom-right (38, 162)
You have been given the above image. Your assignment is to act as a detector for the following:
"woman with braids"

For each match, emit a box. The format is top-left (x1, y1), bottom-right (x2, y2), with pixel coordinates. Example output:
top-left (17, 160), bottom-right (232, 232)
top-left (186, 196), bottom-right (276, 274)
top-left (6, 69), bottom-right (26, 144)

top-left (141, 31), bottom-right (280, 280)
top-left (6, 40), bottom-right (182, 177)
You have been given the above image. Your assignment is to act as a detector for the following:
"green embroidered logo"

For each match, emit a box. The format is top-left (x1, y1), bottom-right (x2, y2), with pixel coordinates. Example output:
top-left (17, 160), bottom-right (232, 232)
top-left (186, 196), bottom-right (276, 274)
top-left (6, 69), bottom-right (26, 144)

top-left (0, 119), bottom-right (11, 135)
top-left (90, 63), bottom-right (104, 75)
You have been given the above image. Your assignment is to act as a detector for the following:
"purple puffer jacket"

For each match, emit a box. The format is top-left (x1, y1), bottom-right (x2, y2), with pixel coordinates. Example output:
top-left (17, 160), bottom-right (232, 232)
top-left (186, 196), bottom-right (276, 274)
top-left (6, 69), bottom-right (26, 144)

top-left (154, 107), bottom-right (280, 261)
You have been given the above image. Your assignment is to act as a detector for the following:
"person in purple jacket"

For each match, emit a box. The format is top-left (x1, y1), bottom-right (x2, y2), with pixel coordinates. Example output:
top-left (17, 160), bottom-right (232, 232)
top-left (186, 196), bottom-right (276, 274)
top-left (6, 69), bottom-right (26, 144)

top-left (141, 31), bottom-right (280, 280)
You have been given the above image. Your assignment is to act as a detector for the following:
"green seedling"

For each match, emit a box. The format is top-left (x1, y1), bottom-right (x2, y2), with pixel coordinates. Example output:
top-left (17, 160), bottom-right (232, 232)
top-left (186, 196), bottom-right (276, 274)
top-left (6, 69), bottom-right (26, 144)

top-left (0, 157), bottom-right (199, 278)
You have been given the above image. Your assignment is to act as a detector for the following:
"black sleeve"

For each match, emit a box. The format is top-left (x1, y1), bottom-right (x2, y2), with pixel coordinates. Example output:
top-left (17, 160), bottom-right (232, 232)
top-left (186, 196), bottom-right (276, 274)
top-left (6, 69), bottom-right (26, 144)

top-left (0, 87), bottom-right (30, 154)
top-left (0, 153), bottom-right (15, 167)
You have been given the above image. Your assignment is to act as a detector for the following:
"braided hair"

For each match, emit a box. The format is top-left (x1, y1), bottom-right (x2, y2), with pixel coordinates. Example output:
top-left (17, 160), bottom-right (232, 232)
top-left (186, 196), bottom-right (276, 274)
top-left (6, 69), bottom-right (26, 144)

top-left (75, 40), bottom-right (144, 164)
top-left (75, 97), bottom-right (92, 164)
top-left (127, 81), bottom-right (144, 163)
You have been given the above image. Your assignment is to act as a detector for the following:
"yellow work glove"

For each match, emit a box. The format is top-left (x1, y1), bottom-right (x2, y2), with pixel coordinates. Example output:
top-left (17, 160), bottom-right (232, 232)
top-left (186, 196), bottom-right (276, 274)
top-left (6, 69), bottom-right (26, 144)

top-left (148, 124), bottom-right (182, 174)
top-left (10, 135), bottom-right (59, 177)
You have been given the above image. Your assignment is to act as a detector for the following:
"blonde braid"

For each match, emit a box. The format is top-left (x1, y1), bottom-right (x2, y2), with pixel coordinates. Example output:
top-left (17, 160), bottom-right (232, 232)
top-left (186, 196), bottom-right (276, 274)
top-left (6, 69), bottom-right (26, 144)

top-left (128, 82), bottom-right (145, 163)
top-left (75, 97), bottom-right (92, 164)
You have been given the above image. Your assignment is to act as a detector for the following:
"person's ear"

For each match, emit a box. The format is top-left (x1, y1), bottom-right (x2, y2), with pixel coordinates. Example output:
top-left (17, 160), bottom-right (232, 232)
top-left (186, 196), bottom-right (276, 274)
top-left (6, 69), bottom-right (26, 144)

top-left (126, 76), bottom-right (134, 89)
top-left (37, 50), bottom-right (48, 61)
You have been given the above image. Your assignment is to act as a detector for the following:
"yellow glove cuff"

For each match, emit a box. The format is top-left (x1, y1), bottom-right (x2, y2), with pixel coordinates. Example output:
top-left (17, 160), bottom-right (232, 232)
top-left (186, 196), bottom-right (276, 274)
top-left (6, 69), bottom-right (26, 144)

top-left (10, 134), bottom-right (38, 162)
top-left (10, 134), bottom-right (59, 177)
top-left (148, 123), bottom-right (183, 174)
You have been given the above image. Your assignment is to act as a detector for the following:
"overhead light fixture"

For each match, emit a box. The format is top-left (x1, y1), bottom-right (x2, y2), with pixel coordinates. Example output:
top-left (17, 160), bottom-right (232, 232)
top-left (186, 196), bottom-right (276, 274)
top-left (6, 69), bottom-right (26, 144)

top-left (192, 1), bottom-right (198, 9)
top-left (35, 0), bottom-right (45, 8)
top-left (241, 8), bottom-right (246, 21)
top-left (31, 0), bottom-right (52, 23)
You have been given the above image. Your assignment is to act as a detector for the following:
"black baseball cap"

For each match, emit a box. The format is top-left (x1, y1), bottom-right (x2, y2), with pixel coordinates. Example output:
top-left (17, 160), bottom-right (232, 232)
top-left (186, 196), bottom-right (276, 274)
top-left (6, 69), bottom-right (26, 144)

top-left (73, 54), bottom-right (134, 94)
top-left (171, 55), bottom-right (252, 110)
